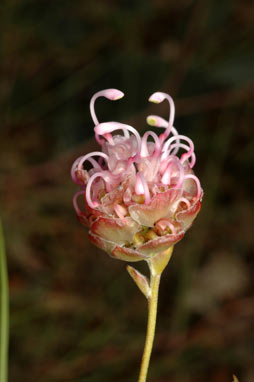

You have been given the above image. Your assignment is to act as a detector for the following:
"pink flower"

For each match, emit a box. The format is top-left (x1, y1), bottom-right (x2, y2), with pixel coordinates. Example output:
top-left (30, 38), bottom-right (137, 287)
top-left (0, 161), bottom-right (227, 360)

top-left (71, 89), bottom-right (203, 262)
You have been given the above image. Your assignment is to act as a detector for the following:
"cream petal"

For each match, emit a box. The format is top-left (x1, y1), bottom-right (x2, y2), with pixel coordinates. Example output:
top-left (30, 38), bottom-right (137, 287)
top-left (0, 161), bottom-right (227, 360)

top-left (111, 246), bottom-right (149, 262)
top-left (90, 216), bottom-right (141, 246)
top-left (100, 177), bottom-right (132, 215)
top-left (88, 232), bottom-right (115, 254)
top-left (175, 199), bottom-right (202, 231)
top-left (129, 188), bottom-right (182, 227)
top-left (88, 233), bottom-right (148, 262)
top-left (138, 232), bottom-right (184, 254)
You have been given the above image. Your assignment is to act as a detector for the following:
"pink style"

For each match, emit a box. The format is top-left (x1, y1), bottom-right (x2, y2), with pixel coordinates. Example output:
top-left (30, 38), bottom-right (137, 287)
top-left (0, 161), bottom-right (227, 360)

top-left (71, 89), bottom-right (203, 262)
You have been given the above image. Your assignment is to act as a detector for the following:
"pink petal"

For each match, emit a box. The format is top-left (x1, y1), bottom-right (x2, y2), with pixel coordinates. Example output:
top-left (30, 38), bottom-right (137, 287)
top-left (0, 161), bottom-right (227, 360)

top-left (90, 216), bottom-right (141, 246)
top-left (129, 188), bottom-right (182, 227)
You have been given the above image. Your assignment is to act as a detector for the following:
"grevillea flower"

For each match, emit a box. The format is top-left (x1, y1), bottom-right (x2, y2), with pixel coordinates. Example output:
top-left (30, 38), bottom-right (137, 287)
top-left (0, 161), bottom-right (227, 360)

top-left (71, 89), bottom-right (203, 262)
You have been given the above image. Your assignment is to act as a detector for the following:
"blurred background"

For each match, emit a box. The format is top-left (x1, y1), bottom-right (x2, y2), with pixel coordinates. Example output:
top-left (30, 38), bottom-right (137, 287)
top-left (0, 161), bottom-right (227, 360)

top-left (0, 0), bottom-right (253, 381)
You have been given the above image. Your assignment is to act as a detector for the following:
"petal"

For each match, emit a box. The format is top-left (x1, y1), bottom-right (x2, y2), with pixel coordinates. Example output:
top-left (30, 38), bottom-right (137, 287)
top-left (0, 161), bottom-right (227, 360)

top-left (129, 188), bottom-right (182, 227)
top-left (85, 199), bottom-right (106, 218)
top-left (88, 232), bottom-right (115, 254)
top-left (111, 246), bottom-right (149, 262)
top-left (175, 199), bottom-right (202, 231)
top-left (138, 232), bottom-right (184, 254)
top-left (90, 216), bottom-right (141, 246)
top-left (100, 177), bottom-right (132, 215)
top-left (100, 187), bottom-right (124, 215)
top-left (88, 233), bottom-right (148, 262)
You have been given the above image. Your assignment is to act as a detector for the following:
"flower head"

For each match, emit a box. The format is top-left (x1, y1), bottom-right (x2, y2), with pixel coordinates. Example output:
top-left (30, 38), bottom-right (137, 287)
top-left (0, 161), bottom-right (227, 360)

top-left (71, 89), bottom-right (203, 262)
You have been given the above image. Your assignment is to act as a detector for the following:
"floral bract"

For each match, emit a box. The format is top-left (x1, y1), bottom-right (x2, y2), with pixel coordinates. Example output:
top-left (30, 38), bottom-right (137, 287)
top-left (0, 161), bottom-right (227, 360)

top-left (71, 89), bottom-right (203, 261)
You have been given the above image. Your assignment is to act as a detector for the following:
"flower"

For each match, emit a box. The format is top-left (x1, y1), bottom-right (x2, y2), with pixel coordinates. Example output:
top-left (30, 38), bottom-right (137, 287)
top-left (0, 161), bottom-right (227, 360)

top-left (71, 89), bottom-right (203, 262)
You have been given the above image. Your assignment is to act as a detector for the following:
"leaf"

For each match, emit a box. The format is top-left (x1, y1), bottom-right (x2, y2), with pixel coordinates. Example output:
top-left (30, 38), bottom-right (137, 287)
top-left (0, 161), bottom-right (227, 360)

top-left (127, 265), bottom-right (150, 299)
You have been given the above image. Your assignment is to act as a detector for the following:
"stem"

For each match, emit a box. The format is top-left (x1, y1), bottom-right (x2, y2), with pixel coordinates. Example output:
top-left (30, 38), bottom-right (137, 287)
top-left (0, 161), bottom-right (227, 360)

top-left (138, 270), bottom-right (161, 382)
top-left (0, 219), bottom-right (9, 382)
top-left (137, 247), bottom-right (174, 382)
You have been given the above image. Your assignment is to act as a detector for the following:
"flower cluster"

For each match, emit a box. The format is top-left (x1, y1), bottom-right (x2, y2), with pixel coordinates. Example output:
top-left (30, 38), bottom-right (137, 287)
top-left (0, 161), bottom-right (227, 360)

top-left (71, 89), bottom-right (203, 262)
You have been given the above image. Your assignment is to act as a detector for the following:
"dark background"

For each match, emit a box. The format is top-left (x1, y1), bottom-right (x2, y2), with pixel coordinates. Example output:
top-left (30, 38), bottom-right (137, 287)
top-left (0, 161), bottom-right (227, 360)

top-left (0, 0), bottom-right (253, 381)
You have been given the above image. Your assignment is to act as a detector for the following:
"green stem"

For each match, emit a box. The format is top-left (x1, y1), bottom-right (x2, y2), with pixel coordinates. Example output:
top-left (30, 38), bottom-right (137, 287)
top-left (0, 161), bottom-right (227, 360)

top-left (138, 271), bottom-right (161, 382)
top-left (0, 219), bottom-right (9, 382)
top-left (138, 247), bottom-right (174, 382)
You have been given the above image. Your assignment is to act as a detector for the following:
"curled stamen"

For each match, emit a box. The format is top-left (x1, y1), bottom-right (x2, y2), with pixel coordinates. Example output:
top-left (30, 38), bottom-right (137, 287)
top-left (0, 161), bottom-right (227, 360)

top-left (184, 174), bottom-right (202, 200)
top-left (73, 190), bottom-right (85, 216)
top-left (95, 122), bottom-right (141, 150)
top-left (103, 122), bottom-right (130, 139)
top-left (180, 151), bottom-right (195, 167)
top-left (148, 92), bottom-right (175, 142)
top-left (169, 143), bottom-right (196, 167)
top-left (161, 158), bottom-right (184, 189)
top-left (154, 219), bottom-right (177, 235)
top-left (147, 115), bottom-right (180, 155)
top-left (103, 133), bottom-right (115, 145)
top-left (89, 89), bottom-right (124, 144)
top-left (72, 156), bottom-right (100, 185)
top-left (86, 171), bottom-right (113, 208)
top-left (77, 152), bottom-right (109, 172)
top-left (162, 135), bottom-right (194, 164)
top-left (177, 197), bottom-right (191, 209)
top-left (135, 172), bottom-right (151, 204)
top-left (123, 187), bottom-right (132, 204)
top-left (90, 89), bottom-right (124, 125)
top-left (114, 204), bottom-right (128, 219)
top-left (161, 163), bottom-right (172, 185)
top-left (140, 131), bottom-right (161, 157)
top-left (71, 156), bottom-right (83, 184)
